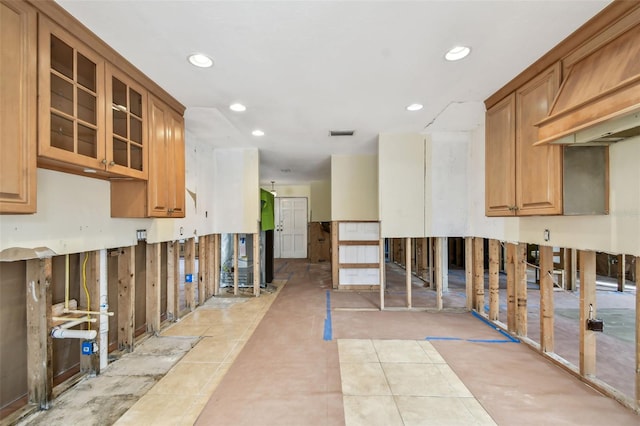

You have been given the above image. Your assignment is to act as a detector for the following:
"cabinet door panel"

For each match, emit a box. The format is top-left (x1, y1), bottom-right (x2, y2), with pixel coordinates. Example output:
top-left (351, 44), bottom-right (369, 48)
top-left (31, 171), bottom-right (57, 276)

top-left (516, 64), bottom-right (562, 215)
top-left (147, 96), bottom-right (169, 216)
top-left (168, 111), bottom-right (185, 217)
top-left (485, 93), bottom-right (516, 216)
top-left (0, 0), bottom-right (37, 213)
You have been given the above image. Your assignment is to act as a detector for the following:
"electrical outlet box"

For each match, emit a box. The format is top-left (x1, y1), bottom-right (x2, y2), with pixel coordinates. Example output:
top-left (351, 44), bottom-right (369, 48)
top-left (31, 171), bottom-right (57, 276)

top-left (81, 340), bottom-right (94, 355)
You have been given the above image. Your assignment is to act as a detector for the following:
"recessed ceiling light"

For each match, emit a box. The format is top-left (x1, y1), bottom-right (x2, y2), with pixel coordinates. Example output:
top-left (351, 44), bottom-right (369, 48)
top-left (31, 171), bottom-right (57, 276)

top-left (252, 129), bottom-right (265, 137)
top-left (229, 103), bottom-right (246, 112)
top-left (187, 53), bottom-right (214, 68)
top-left (445, 46), bottom-right (471, 61)
top-left (406, 103), bottom-right (423, 111)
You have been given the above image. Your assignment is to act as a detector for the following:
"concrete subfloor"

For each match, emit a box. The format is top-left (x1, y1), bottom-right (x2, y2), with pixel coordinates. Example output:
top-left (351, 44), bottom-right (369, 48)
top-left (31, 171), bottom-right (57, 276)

top-left (14, 259), bottom-right (639, 425)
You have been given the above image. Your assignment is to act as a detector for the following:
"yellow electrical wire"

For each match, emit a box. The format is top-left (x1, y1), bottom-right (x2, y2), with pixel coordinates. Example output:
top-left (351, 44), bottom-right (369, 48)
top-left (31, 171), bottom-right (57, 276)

top-left (82, 253), bottom-right (91, 331)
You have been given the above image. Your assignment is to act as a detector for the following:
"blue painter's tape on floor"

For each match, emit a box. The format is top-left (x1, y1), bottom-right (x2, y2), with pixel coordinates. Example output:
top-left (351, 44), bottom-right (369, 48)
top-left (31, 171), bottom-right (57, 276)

top-left (323, 290), bottom-right (332, 341)
top-left (425, 337), bottom-right (463, 341)
top-left (471, 310), bottom-right (519, 343)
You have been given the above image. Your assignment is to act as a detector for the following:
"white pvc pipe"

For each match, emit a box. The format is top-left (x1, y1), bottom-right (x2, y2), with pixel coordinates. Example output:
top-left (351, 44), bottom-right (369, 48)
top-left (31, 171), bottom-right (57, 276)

top-left (51, 328), bottom-right (97, 340)
top-left (99, 249), bottom-right (108, 370)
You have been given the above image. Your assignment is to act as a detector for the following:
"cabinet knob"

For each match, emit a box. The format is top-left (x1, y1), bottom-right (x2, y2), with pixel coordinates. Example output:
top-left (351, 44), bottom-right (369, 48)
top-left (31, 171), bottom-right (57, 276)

top-left (168, 209), bottom-right (174, 214)
top-left (109, 161), bottom-right (116, 166)
top-left (101, 159), bottom-right (107, 165)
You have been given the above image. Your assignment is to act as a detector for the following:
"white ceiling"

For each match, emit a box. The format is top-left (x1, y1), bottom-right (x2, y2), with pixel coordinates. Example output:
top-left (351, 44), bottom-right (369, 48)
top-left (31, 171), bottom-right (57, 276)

top-left (56, 0), bottom-right (610, 184)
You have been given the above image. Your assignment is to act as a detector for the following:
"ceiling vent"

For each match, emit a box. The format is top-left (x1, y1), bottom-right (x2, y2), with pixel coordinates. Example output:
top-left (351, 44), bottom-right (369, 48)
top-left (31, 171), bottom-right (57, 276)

top-left (329, 130), bottom-right (355, 137)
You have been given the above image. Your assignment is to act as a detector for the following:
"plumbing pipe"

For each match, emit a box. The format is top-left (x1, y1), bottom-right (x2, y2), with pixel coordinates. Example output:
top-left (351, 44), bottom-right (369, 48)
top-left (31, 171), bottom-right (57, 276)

top-left (63, 309), bottom-right (114, 316)
top-left (51, 327), bottom-right (97, 340)
top-left (99, 249), bottom-right (108, 370)
top-left (52, 317), bottom-right (97, 327)
top-left (64, 254), bottom-right (70, 310)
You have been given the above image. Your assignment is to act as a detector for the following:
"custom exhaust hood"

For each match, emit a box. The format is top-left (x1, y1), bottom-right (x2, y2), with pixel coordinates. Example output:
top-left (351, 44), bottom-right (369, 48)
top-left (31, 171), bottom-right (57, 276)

top-left (534, 21), bottom-right (640, 146)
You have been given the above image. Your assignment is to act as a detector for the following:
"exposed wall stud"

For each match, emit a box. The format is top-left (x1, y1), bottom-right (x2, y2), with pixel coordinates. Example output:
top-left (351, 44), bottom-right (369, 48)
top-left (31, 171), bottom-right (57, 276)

top-left (473, 238), bottom-right (484, 313)
top-left (213, 234), bottom-right (221, 296)
top-left (435, 237), bottom-right (444, 311)
top-left (26, 257), bottom-right (53, 409)
top-left (635, 256), bottom-right (639, 405)
top-left (405, 237), bottom-right (412, 308)
top-left (80, 251), bottom-right (100, 374)
top-left (516, 243), bottom-right (527, 336)
top-left (331, 222), bottom-right (339, 288)
top-left (146, 243), bottom-right (161, 334)
top-left (233, 234), bottom-right (239, 296)
top-left (539, 245), bottom-right (554, 352)
top-left (379, 238), bottom-right (385, 310)
top-left (488, 239), bottom-right (500, 321)
top-left (253, 232), bottom-right (260, 297)
top-left (198, 236), bottom-right (207, 304)
top-left (118, 246), bottom-right (135, 352)
top-left (506, 243), bottom-right (517, 332)
top-left (465, 237), bottom-right (473, 311)
top-left (166, 241), bottom-right (180, 321)
top-left (184, 238), bottom-right (196, 309)
top-left (579, 250), bottom-right (596, 376)
top-left (617, 254), bottom-right (626, 292)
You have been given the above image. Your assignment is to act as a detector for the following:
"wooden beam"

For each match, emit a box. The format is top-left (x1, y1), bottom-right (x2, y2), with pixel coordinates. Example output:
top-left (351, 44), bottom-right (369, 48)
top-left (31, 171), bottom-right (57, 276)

top-left (379, 238), bottom-right (385, 311)
top-left (635, 256), bottom-right (640, 406)
top-left (473, 237), bottom-right (484, 313)
top-left (117, 246), bottom-right (135, 352)
top-left (516, 243), bottom-right (528, 337)
top-left (79, 251), bottom-right (100, 374)
top-left (539, 245), bottom-right (554, 353)
top-left (206, 235), bottom-right (215, 298)
top-left (26, 257), bottom-right (53, 409)
top-left (579, 250), bottom-right (597, 376)
top-left (564, 248), bottom-right (577, 291)
top-left (506, 243), bottom-right (517, 332)
top-left (213, 234), bottom-right (220, 296)
top-left (331, 222), bottom-right (339, 288)
top-left (488, 239), bottom-right (500, 321)
top-left (253, 232), bottom-right (260, 297)
top-left (428, 237), bottom-right (434, 289)
top-left (166, 241), bottom-right (180, 321)
top-left (233, 234), bottom-right (239, 296)
top-left (617, 254), bottom-right (626, 292)
top-left (146, 243), bottom-right (161, 334)
top-left (405, 237), bottom-right (412, 308)
top-left (198, 236), bottom-right (207, 304)
top-left (465, 237), bottom-right (473, 311)
top-left (435, 237), bottom-right (443, 311)
top-left (184, 238), bottom-right (196, 309)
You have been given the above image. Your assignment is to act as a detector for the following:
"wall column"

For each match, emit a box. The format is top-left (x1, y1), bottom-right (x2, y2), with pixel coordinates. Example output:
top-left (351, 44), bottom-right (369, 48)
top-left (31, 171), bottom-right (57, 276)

top-left (184, 238), bottom-right (196, 308)
top-left (506, 243), bottom-right (517, 332)
top-left (516, 243), bottom-right (527, 337)
top-left (26, 257), bottom-right (53, 409)
top-left (464, 237), bottom-right (473, 311)
top-left (166, 241), bottom-right (180, 321)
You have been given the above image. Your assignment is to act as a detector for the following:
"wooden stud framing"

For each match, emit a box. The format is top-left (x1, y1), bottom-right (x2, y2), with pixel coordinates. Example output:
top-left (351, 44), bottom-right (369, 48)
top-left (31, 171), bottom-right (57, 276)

top-left (184, 237), bottom-right (196, 309)
top-left (79, 251), bottom-right (100, 374)
top-left (213, 234), bottom-right (221, 296)
top-left (617, 254), bottom-right (626, 292)
top-left (26, 257), bottom-right (53, 409)
top-left (405, 237), bottom-right (412, 308)
top-left (198, 236), bottom-right (208, 304)
top-left (117, 246), bottom-right (135, 352)
top-left (564, 248), bottom-right (577, 291)
top-left (635, 256), bottom-right (640, 406)
top-left (435, 237), bottom-right (443, 311)
top-left (233, 233), bottom-right (239, 296)
top-left (515, 243), bottom-right (528, 337)
top-left (146, 243), bottom-right (161, 334)
top-left (473, 237), bottom-right (484, 313)
top-left (539, 245), bottom-right (554, 353)
top-left (579, 250), bottom-right (597, 376)
top-left (253, 232), bottom-right (260, 297)
top-left (166, 241), bottom-right (180, 321)
top-left (206, 235), bottom-right (215, 298)
top-left (465, 237), bottom-right (473, 311)
top-left (428, 237), bottom-right (434, 288)
top-left (506, 243), bottom-right (517, 332)
top-left (488, 239), bottom-right (500, 321)
top-left (379, 238), bottom-right (385, 310)
top-left (331, 222), bottom-right (339, 288)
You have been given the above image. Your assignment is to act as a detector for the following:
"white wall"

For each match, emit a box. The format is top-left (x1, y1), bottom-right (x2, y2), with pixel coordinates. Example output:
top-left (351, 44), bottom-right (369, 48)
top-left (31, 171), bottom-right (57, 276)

top-left (378, 133), bottom-right (425, 237)
top-left (425, 132), bottom-right (470, 238)
top-left (212, 148), bottom-right (260, 234)
top-left (331, 154), bottom-right (378, 221)
top-left (310, 180), bottom-right (331, 222)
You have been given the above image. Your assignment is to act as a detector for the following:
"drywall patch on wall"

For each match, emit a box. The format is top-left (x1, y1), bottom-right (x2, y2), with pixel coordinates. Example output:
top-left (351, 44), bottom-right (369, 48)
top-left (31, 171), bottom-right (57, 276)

top-left (379, 133), bottom-right (425, 238)
top-left (331, 154), bottom-right (379, 221)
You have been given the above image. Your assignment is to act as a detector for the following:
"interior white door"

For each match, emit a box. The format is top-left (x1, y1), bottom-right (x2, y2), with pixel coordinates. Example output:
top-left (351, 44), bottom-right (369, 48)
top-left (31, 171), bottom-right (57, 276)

top-left (274, 197), bottom-right (307, 258)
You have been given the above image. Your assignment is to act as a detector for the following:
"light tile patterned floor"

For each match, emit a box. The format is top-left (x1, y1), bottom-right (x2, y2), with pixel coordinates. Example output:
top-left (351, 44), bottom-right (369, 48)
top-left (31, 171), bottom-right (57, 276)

top-left (114, 283), bottom-right (284, 426)
top-left (338, 339), bottom-right (497, 426)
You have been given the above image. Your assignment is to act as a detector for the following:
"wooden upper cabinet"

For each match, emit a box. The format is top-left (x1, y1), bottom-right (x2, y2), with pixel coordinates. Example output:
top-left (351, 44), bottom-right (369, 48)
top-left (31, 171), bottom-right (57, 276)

top-left (515, 64), bottom-right (562, 215)
top-left (0, 0), bottom-right (37, 213)
top-left (106, 66), bottom-right (148, 180)
top-left (485, 94), bottom-right (516, 216)
top-left (110, 95), bottom-right (185, 218)
top-left (38, 16), bottom-right (148, 179)
top-left (485, 65), bottom-right (562, 217)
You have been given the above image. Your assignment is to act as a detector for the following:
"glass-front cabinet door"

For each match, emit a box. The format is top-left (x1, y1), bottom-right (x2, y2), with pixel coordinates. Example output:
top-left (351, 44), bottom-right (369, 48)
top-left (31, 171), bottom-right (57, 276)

top-left (106, 67), bottom-right (147, 179)
top-left (38, 16), bottom-right (105, 171)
